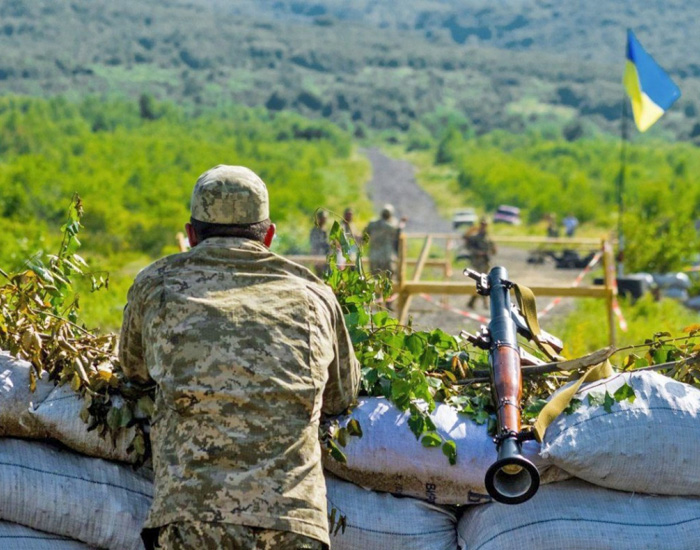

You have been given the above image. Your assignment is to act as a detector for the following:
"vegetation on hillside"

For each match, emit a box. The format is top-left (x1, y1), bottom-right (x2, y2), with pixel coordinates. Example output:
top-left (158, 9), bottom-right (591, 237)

top-left (0, 0), bottom-right (698, 140)
top-left (0, 95), bottom-right (370, 328)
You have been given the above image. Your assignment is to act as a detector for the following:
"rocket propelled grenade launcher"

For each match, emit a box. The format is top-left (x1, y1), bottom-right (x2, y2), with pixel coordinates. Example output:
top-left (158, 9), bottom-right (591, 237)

top-left (464, 266), bottom-right (540, 505)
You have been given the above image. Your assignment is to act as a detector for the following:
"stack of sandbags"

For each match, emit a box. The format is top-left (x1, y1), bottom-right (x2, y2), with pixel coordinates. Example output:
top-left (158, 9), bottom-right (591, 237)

top-left (457, 370), bottom-right (700, 549)
top-left (322, 397), bottom-right (571, 550)
top-left (326, 475), bottom-right (460, 550)
top-left (0, 352), bottom-right (151, 549)
top-left (323, 397), bottom-right (567, 504)
top-left (458, 479), bottom-right (700, 550)
top-left (539, 370), bottom-right (700, 495)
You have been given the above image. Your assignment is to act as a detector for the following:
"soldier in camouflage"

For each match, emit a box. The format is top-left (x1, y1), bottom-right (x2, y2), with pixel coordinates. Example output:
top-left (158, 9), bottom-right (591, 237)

top-left (465, 218), bottom-right (496, 309)
top-left (119, 165), bottom-right (360, 550)
top-left (363, 204), bottom-right (404, 277)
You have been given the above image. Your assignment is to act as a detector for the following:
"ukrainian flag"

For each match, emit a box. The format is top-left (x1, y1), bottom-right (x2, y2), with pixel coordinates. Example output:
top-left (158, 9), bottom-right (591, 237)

top-left (623, 29), bottom-right (680, 132)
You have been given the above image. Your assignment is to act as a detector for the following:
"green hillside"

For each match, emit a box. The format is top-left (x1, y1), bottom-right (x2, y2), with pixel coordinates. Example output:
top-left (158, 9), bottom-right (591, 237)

top-left (0, 96), bottom-right (370, 328)
top-left (0, 0), bottom-right (698, 140)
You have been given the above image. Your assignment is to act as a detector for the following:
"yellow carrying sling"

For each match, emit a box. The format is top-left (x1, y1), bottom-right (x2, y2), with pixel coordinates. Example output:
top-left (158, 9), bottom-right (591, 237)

top-left (532, 360), bottom-right (614, 443)
top-left (511, 283), bottom-right (614, 442)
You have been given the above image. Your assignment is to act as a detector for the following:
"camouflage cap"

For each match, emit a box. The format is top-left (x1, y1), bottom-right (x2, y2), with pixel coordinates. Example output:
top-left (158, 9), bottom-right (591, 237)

top-left (190, 165), bottom-right (269, 224)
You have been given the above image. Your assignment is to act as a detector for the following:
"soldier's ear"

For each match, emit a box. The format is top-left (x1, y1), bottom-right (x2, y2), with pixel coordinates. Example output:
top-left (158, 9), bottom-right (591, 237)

top-left (263, 223), bottom-right (276, 248)
top-left (185, 222), bottom-right (199, 247)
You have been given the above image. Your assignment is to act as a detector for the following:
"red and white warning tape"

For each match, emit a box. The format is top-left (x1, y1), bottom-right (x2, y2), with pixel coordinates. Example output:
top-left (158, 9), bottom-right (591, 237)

top-left (537, 251), bottom-right (603, 318)
top-left (609, 277), bottom-right (629, 332)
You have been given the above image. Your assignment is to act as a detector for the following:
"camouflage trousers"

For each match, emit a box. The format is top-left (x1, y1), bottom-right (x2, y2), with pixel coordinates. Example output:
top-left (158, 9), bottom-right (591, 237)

top-left (154, 522), bottom-right (326, 550)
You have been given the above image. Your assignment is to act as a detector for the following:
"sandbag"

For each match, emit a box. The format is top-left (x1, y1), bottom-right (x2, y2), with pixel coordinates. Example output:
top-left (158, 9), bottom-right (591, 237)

top-left (26, 383), bottom-right (136, 463)
top-left (323, 397), bottom-right (567, 505)
top-left (0, 352), bottom-right (53, 436)
top-left (540, 370), bottom-right (700, 495)
top-left (0, 521), bottom-right (94, 549)
top-left (458, 479), bottom-right (700, 550)
top-left (326, 475), bottom-right (459, 550)
top-left (0, 438), bottom-right (152, 550)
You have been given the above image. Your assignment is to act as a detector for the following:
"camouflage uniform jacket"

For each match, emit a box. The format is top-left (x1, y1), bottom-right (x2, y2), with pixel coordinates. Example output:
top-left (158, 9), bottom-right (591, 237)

top-left (119, 237), bottom-right (360, 546)
top-left (364, 218), bottom-right (400, 264)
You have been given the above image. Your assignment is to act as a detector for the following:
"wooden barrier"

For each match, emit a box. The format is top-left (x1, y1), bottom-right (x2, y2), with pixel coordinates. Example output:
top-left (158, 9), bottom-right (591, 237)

top-left (396, 233), bottom-right (618, 347)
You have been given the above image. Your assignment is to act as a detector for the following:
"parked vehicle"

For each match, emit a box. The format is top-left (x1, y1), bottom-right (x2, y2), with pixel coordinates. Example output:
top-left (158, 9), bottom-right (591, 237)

top-left (452, 207), bottom-right (478, 229)
top-left (493, 205), bottom-right (522, 225)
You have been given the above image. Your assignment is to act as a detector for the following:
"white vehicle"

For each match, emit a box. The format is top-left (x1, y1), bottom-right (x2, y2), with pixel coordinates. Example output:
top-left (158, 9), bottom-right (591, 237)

top-left (452, 207), bottom-right (478, 229)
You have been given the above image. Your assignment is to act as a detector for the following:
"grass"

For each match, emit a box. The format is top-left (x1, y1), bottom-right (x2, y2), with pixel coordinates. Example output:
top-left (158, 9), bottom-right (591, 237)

top-left (552, 294), bottom-right (699, 361)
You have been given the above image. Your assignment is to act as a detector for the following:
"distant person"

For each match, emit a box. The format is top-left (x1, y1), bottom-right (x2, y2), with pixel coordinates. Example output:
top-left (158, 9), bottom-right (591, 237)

top-left (364, 204), bottom-right (405, 277)
top-left (341, 207), bottom-right (361, 244)
top-left (465, 218), bottom-right (496, 309)
top-left (546, 213), bottom-right (560, 238)
top-left (563, 213), bottom-right (579, 237)
top-left (310, 210), bottom-right (331, 276)
top-left (340, 206), bottom-right (361, 264)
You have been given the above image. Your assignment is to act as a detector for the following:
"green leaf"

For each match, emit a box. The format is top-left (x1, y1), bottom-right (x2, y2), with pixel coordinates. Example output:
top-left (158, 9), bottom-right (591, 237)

top-left (137, 395), bottom-right (155, 418)
top-left (372, 311), bottom-right (390, 327)
top-left (347, 419), bottom-right (363, 437)
top-left (106, 406), bottom-right (122, 430)
top-left (587, 392), bottom-right (604, 407)
top-left (613, 383), bottom-right (636, 404)
top-left (563, 398), bottom-right (583, 415)
top-left (441, 440), bottom-right (457, 465)
top-left (421, 432), bottom-right (442, 448)
top-left (407, 413), bottom-right (425, 439)
top-left (327, 439), bottom-right (347, 463)
top-left (603, 391), bottom-right (615, 413)
top-left (336, 427), bottom-right (348, 447)
top-left (406, 333), bottom-right (425, 356)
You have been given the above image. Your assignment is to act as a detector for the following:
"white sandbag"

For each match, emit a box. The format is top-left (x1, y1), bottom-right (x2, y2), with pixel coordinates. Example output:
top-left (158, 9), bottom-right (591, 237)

top-left (0, 438), bottom-right (152, 550)
top-left (0, 351), bottom-right (53, 436)
top-left (0, 521), bottom-right (94, 549)
top-left (323, 397), bottom-right (566, 505)
top-left (457, 479), bottom-right (700, 550)
top-left (541, 370), bottom-right (700, 495)
top-left (26, 384), bottom-right (136, 463)
top-left (326, 475), bottom-right (459, 550)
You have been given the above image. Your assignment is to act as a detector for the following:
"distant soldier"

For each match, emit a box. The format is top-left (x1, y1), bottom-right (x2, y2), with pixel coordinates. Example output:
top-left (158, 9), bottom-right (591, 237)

top-left (546, 213), bottom-right (560, 238)
top-left (341, 207), bottom-right (360, 244)
top-left (310, 210), bottom-right (331, 276)
top-left (340, 207), bottom-right (361, 264)
top-left (364, 204), bottom-right (404, 277)
top-left (465, 218), bottom-right (496, 308)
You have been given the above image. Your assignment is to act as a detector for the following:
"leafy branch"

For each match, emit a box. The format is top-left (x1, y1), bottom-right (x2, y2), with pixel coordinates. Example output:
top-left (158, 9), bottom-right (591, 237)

top-left (0, 195), bottom-right (153, 462)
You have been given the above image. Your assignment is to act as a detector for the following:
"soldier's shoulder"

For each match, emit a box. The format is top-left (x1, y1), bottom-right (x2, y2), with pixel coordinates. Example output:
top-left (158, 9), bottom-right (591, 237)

top-left (268, 252), bottom-right (338, 300)
top-left (131, 252), bottom-right (188, 288)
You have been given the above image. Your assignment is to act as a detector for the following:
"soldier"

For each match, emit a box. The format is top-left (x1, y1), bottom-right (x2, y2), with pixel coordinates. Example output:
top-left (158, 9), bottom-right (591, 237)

top-left (119, 165), bottom-right (360, 550)
top-left (341, 207), bottom-right (360, 243)
top-left (465, 218), bottom-right (497, 308)
top-left (310, 210), bottom-right (331, 276)
top-left (363, 204), bottom-right (404, 277)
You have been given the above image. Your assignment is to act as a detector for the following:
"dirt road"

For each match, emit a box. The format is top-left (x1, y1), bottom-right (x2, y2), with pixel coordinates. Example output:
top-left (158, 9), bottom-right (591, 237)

top-left (363, 148), bottom-right (589, 335)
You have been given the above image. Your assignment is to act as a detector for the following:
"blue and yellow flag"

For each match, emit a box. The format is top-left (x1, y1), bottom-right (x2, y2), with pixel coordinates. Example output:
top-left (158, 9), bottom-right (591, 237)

top-left (623, 29), bottom-right (680, 132)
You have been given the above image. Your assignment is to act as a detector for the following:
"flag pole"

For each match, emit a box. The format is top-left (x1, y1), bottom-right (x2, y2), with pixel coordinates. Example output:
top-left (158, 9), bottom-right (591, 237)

top-left (617, 94), bottom-right (628, 277)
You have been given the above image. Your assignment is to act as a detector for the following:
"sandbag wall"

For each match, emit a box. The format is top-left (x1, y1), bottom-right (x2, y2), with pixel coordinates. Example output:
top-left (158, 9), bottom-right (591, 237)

top-left (4, 348), bottom-right (700, 550)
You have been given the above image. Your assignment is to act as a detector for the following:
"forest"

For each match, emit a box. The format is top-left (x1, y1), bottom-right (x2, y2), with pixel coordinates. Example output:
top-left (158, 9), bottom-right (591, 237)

top-left (0, 95), bottom-right (370, 328)
top-left (0, 0), bottom-right (699, 141)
